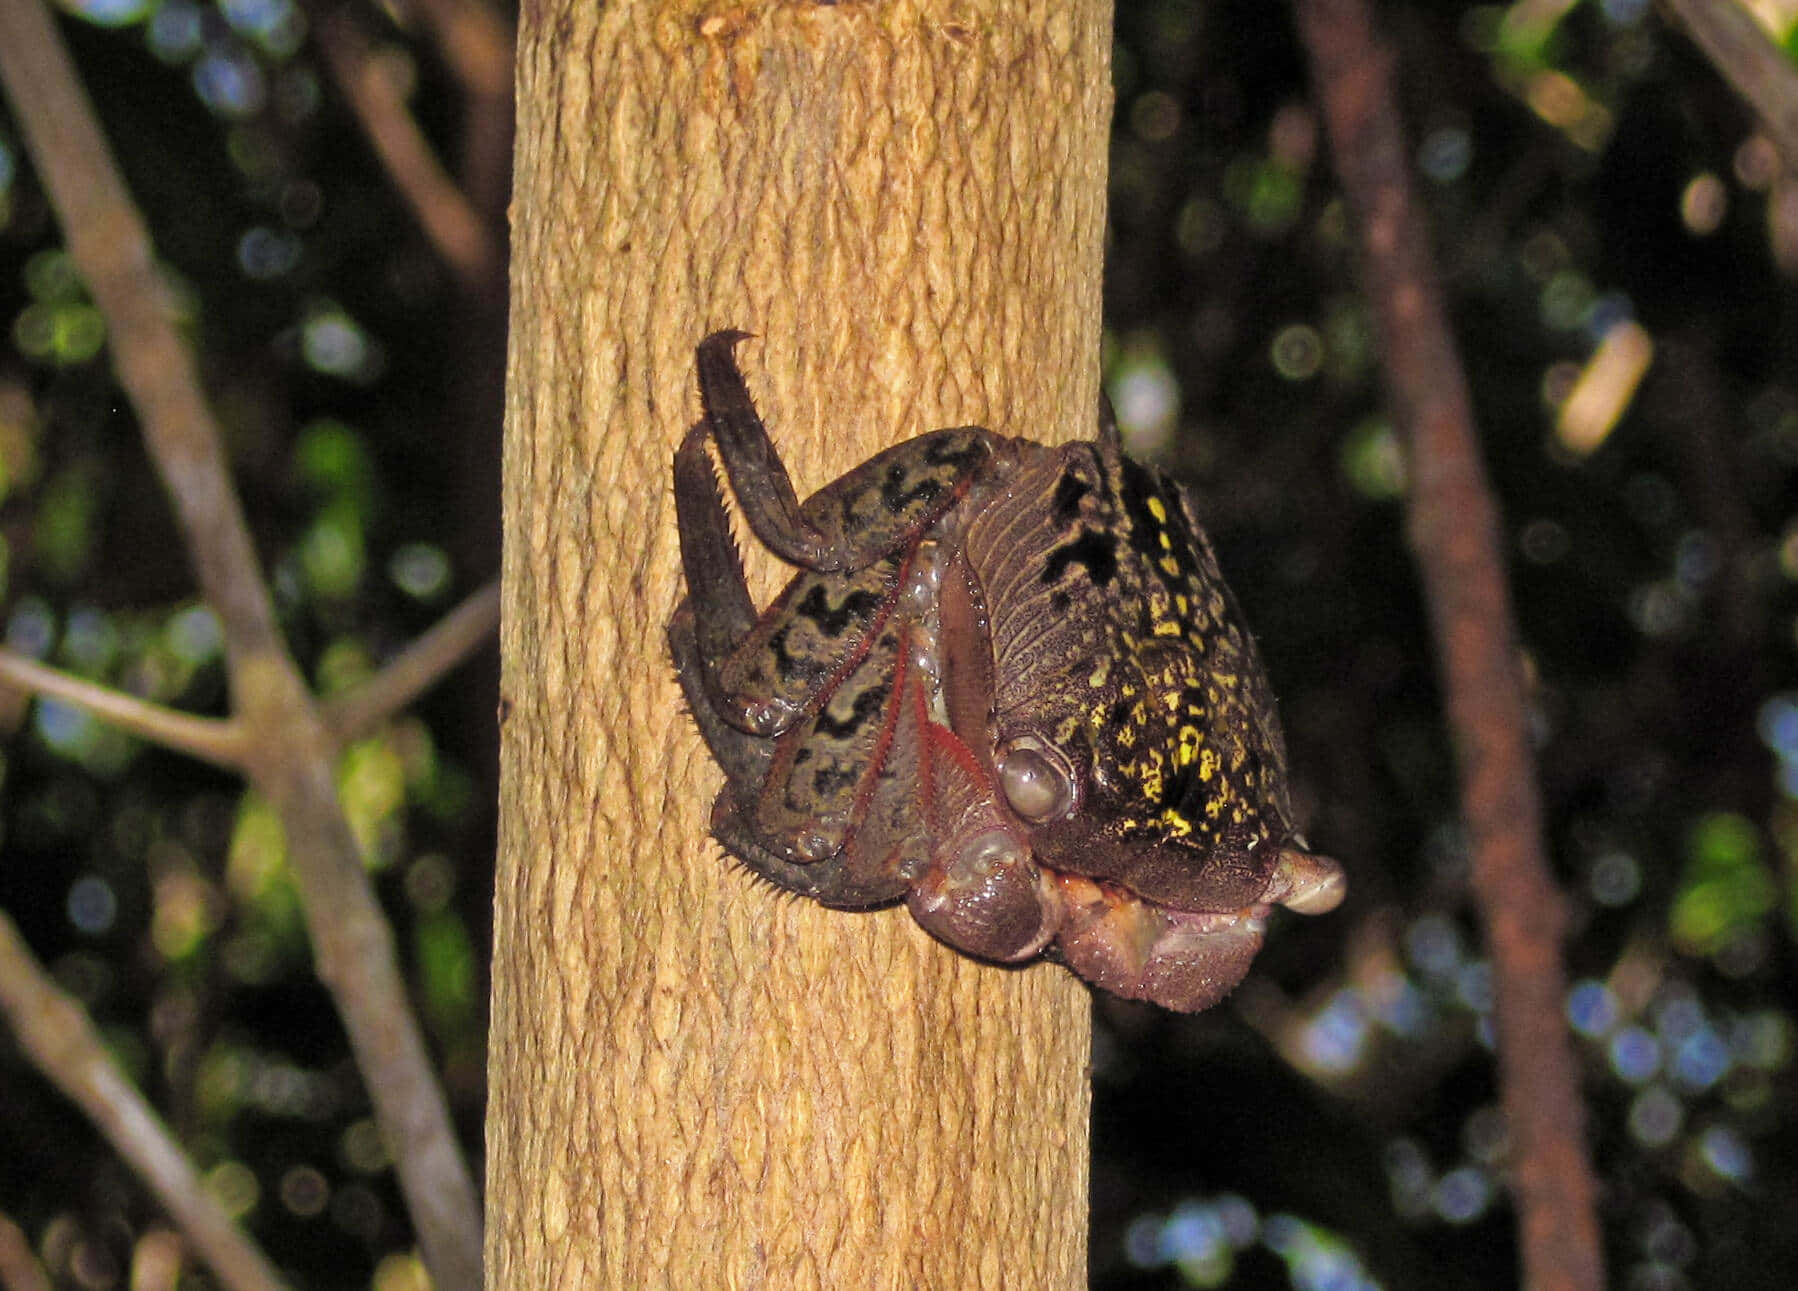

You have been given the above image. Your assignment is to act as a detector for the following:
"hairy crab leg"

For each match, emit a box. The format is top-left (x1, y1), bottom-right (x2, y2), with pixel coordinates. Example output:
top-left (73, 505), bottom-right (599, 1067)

top-left (695, 330), bottom-right (848, 570)
top-left (695, 332), bottom-right (1002, 574)
top-left (672, 420), bottom-right (757, 662)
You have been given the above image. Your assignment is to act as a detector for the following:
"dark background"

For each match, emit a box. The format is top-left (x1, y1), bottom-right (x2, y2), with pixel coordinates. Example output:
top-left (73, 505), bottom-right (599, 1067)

top-left (2, 1), bottom-right (1794, 1288)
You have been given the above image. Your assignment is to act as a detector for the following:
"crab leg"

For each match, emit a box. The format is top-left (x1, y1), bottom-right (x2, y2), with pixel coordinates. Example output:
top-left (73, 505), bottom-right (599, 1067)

top-left (695, 330), bottom-right (848, 570)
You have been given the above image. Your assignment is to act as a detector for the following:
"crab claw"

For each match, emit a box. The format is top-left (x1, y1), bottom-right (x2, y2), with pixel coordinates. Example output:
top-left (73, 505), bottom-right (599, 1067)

top-left (1264, 846), bottom-right (1346, 915)
top-left (908, 723), bottom-right (1060, 963)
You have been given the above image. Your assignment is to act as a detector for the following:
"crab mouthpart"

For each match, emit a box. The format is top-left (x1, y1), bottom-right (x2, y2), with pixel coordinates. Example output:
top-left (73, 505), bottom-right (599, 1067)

top-left (1048, 873), bottom-right (1269, 1013)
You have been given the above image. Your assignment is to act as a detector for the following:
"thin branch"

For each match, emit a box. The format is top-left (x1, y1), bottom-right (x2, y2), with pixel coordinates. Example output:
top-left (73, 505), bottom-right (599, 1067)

top-left (324, 579), bottom-right (499, 745)
top-left (313, 7), bottom-right (497, 289)
top-left (409, 0), bottom-right (515, 102)
top-left (0, 650), bottom-right (246, 770)
top-left (407, 0), bottom-right (515, 225)
top-left (0, 1209), bottom-right (50, 1291)
top-left (0, 911), bottom-right (290, 1291)
top-left (1662, 0), bottom-right (1798, 171)
top-left (1293, 3), bottom-right (1605, 1290)
top-left (0, 7), bottom-right (484, 1289)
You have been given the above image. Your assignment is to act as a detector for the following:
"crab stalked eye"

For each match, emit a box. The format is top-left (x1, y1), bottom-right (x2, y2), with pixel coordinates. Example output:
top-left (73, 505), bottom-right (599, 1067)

top-left (999, 741), bottom-right (1073, 822)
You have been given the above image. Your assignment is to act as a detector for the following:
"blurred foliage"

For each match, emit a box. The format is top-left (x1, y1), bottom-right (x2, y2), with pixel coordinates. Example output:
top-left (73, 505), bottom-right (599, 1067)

top-left (1, 0), bottom-right (1797, 1289)
top-left (1096, 2), bottom-right (1798, 1290)
top-left (0, 0), bottom-right (497, 1286)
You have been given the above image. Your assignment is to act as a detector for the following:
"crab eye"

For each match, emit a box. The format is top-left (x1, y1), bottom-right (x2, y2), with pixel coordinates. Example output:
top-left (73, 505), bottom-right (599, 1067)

top-left (999, 743), bottom-right (1073, 822)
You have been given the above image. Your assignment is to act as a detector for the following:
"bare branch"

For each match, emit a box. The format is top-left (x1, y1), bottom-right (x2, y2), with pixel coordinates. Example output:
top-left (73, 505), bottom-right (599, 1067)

top-left (313, 7), bottom-right (498, 289)
top-left (0, 1209), bottom-right (50, 1291)
top-left (0, 650), bottom-right (246, 770)
top-left (0, 7), bottom-right (483, 1288)
top-left (324, 579), bottom-right (500, 744)
top-left (409, 0), bottom-right (515, 102)
top-left (0, 911), bottom-right (290, 1291)
top-left (1293, 2), bottom-right (1605, 1289)
top-left (1663, 0), bottom-right (1798, 171)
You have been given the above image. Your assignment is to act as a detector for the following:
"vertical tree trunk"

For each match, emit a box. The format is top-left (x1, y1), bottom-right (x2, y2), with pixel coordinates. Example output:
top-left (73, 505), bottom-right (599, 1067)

top-left (488, 3), bottom-right (1111, 1286)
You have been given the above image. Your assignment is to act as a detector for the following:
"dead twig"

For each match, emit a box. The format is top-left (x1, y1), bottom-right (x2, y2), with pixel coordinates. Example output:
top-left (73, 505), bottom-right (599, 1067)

top-left (324, 579), bottom-right (500, 743)
top-left (0, 574), bottom-right (496, 763)
top-left (0, 1209), bottom-right (50, 1291)
top-left (1662, 0), bottom-right (1798, 171)
top-left (409, 0), bottom-right (514, 102)
top-left (0, 5), bottom-right (483, 1289)
top-left (0, 650), bottom-right (245, 769)
top-left (406, 0), bottom-right (515, 223)
top-left (313, 6), bottom-right (497, 288)
top-left (0, 912), bottom-right (290, 1291)
top-left (1293, 2), bottom-right (1605, 1289)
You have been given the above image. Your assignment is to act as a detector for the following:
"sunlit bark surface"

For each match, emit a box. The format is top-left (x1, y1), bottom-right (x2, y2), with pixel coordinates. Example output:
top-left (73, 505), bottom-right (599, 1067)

top-left (489, 2), bottom-right (1112, 1287)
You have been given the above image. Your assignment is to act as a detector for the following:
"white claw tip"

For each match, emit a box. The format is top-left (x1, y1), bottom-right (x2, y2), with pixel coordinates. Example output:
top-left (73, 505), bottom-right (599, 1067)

top-left (1275, 849), bottom-right (1347, 915)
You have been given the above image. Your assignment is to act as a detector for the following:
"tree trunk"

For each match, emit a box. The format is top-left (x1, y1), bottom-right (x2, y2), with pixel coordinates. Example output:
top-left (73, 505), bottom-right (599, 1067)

top-left (487, 3), bottom-right (1112, 1286)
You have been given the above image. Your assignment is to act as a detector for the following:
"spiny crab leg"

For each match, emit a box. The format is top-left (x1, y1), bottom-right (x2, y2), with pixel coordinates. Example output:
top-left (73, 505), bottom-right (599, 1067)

top-left (695, 330), bottom-right (848, 571)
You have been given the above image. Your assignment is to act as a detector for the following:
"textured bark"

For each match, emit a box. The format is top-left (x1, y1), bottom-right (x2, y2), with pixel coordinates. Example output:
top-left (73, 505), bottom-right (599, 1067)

top-left (488, 2), bottom-right (1110, 1288)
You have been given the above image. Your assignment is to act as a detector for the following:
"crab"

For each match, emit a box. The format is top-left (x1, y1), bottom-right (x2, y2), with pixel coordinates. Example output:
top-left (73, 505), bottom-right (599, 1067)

top-left (667, 331), bottom-right (1344, 1012)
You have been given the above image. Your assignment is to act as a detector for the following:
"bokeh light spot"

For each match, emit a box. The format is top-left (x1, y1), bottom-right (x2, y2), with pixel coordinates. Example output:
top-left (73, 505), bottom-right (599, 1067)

top-left (237, 226), bottom-right (302, 279)
top-left (66, 874), bottom-right (117, 935)
top-left (204, 1160), bottom-right (260, 1219)
top-left (1628, 1086), bottom-right (1683, 1147)
top-left (301, 309), bottom-right (376, 381)
top-left (372, 1251), bottom-right (431, 1291)
top-left (166, 604), bottom-right (223, 665)
top-left (1109, 348), bottom-right (1178, 458)
top-left (1405, 914), bottom-right (1462, 978)
top-left (1679, 173), bottom-right (1727, 236)
top-left (1671, 1028), bottom-right (1731, 1091)
top-left (279, 1163), bottom-right (330, 1217)
top-left (1418, 126), bottom-right (1471, 183)
top-left (1432, 1166), bottom-right (1492, 1224)
top-left (193, 46), bottom-right (268, 119)
top-left (1301, 988), bottom-right (1370, 1073)
top-left (1589, 851), bottom-right (1641, 905)
top-left (1518, 517), bottom-right (1569, 564)
top-left (1567, 979), bottom-right (1619, 1037)
top-left (390, 542), bottom-right (451, 600)
top-left (1271, 323), bottom-right (1324, 381)
top-left (1383, 1138), bottom-right (1432, 1219)
top-left (1130, 90), bottom-right (1180, 142)
top-left (1339, 418), bottom-right (1407, 500)
top-left (339, 1117), bottom-right (388, 1174)
top-left (1698, 1124), bottom-right (1753, 1183)
top-left (1455, 960), bottom-right (1493, 1013)
top-left (60, 0), bottom-right (153, 27)
top-left (147, 0), bottom-right (204, 61)
top-left (1610, 1026), bottom-right (1661, 1084)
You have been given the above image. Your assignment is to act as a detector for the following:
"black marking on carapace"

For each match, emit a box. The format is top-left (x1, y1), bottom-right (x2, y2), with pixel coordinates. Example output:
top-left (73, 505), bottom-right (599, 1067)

top-left (1161, 755), bottom-right (1199, 811)
top-left (769, 624), bottom-right (801, 681)
top-left (923, 434), bottom-right (990, 471)
top-left (812, 682), bottom-right (892, 740)
top-left (795, 584), bottom-right (887, 637)
top-left (811, 764), bottom-right (861, 798)
top-left (1117, 455), bottom-right (1189, 570)
top-left (877, 462), bottom-right (946, 515)
top-left (1051, 469), bottom-right (1091, 526)
top-left (1041, 528), bottom-right (1119, 588)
